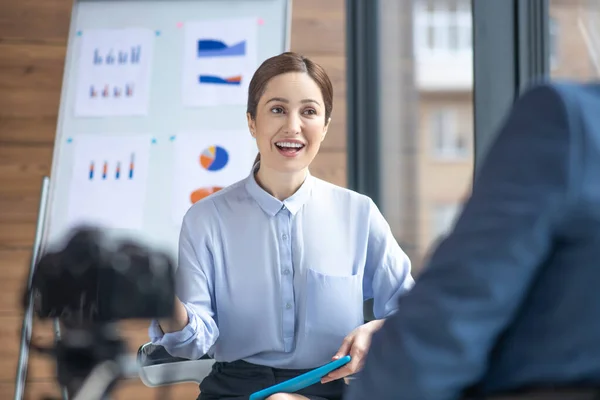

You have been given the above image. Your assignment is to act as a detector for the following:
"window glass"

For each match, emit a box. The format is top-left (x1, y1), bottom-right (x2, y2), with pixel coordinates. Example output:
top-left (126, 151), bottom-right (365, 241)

top-left (378, 0), bottom-right (474, 273)
top-left (431, 203), bottom-right (461, 240)
top-left (549, 0), bottom-right (600, 81)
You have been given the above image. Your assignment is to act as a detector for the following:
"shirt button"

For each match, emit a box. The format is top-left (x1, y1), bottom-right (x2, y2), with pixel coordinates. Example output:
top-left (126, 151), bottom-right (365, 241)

top-left (286, 303), bottom-right (292, 310)
top-left (282, 234), bottom-right (288, 240)
top-left (283, 269), bottom-right (290, 275)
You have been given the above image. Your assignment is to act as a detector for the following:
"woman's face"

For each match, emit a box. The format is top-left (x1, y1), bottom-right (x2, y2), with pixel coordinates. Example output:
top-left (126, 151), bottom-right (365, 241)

top-left (247, 72), bottom-right (329, 174)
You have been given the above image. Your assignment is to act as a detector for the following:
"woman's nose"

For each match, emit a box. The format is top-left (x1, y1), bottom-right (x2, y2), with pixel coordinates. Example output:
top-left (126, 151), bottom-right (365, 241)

top-left (284, 113), bottom-right (301, 134)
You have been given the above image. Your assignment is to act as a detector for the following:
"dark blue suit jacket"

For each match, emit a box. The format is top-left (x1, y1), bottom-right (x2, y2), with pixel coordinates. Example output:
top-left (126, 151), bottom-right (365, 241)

top-left (345, 81), bottom-right (600, 400)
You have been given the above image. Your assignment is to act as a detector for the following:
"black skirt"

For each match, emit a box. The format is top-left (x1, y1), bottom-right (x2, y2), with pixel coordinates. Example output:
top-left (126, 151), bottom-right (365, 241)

top-left (197, 359), bottom-right (345, 400)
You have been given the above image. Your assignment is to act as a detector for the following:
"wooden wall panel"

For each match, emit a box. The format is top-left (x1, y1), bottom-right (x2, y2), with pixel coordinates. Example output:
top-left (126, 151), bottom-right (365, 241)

top-left (0, 0), bottom-right (347, 396)
top-left (0, 250), bottom-right (32, 314)
top-left (289, 0), bottom-right (346, 54)
top-left (0, 1), bottom-right (72, 40)
top-left (0, 43), bottom-right (66, 91)
top-left (311, 151), bottom-right (347, 188)
top-left (0, 117), bottom-right (57, 146)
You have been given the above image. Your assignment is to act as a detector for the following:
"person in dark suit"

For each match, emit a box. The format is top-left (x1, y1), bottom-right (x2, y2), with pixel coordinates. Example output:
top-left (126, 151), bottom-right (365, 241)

top-left (341, 81), bottom-right (600, 400)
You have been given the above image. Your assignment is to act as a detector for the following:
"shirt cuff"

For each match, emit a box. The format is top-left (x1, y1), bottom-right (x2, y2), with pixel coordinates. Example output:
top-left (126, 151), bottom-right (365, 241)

top-left (148, 304), bottom-right (198, 347)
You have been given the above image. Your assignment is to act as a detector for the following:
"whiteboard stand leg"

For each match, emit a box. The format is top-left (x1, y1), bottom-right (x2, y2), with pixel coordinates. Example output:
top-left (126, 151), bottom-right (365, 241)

top-left (53, 318), bottom-right (69, 400)
top-left (13, 176), bottom-right (51, 400)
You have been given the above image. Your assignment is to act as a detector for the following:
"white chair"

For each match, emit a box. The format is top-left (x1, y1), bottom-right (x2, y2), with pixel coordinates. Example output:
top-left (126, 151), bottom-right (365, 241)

top-left (137, 342), bottom-right (215, 387)
top-left (137, 301), bottom-right (375, 387)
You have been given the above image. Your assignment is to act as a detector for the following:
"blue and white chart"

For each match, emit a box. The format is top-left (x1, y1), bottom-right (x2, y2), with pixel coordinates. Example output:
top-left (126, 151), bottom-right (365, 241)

top-left (182, 18), bottom-right (258, 107)
top-left (170, 130), bottom-right (257, 225)
top-left (74, 28), bottom-right (155, 117)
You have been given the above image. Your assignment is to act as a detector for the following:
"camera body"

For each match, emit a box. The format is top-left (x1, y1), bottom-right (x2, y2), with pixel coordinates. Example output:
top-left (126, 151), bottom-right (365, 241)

top-left (24, 227), bottom-right (177, 399)
top-left (30, 227), bottom-right (176, 325)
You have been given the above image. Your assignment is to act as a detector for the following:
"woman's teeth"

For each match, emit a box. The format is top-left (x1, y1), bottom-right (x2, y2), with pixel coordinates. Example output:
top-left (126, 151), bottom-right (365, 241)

top-left (276, 141), bottom-right (304, 149)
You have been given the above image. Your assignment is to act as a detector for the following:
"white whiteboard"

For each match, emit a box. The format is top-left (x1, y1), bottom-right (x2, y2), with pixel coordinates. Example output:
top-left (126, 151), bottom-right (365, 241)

top-left (42, 0), bottom-right (292, 258)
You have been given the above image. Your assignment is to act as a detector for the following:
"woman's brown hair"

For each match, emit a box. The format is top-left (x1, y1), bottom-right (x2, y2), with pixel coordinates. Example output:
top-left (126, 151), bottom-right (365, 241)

top-left (247, 52), bottom-right (333, 167)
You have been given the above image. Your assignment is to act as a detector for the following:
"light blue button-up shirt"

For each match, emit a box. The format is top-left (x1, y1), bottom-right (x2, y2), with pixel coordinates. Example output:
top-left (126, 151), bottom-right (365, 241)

top-left (149, 169), bottom-right (413, 369)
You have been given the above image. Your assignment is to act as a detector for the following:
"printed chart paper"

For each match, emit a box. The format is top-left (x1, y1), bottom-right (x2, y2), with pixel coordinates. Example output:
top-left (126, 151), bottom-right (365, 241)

top-left (66, 134), bottom-right (152, 231)
top-left (171, 131), bottom-right (257, 225)
top-left (75, 28), bottom-right (155, 117)
top-left (182, 18), bottom-right (258, 107)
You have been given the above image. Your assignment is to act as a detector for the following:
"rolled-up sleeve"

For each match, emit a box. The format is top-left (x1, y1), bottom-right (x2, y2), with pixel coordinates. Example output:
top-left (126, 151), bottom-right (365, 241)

top-left (363, 199), bottom-right (414, 319)
top-left (149, 303), bottom-right (202, 346)
top-left (148, 210), bottom-right (220, 360)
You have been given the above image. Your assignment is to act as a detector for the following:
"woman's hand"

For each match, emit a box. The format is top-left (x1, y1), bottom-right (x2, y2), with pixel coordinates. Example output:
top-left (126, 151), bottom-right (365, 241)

top-left (158, 296), bottom-right (189, 333)
top-left (320, 319), bottom-right (385, 384)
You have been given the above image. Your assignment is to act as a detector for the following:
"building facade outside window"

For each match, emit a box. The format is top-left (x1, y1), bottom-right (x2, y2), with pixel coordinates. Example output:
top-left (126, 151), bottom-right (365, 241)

top-left (414, 0), bottom-right (472, 56)
top-left (431, 202), bottom-right (461, 240)
top-left (430, 107), bottom-right (470, 159)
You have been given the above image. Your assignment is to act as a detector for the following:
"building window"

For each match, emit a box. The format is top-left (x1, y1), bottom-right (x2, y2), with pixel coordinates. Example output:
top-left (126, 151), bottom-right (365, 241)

top-left (414, 0), bottom-right (472, 55)
top-left (549, 17), bottom-right (558, 69)
top-left (430, 108), bottom-right (469, 159)
top-left (431, 203), bottom-right (461, 241)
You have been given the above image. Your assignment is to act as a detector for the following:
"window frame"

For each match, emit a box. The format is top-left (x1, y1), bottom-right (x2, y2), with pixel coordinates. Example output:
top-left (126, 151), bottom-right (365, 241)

top-left (346, 0), bottom-right (381, 203)
top-left (548, 16), bottom-right (558, 69)
top-left (472, 0), bottom-right (549, 176)
top-left (346, 0), bottom-right (549, 198)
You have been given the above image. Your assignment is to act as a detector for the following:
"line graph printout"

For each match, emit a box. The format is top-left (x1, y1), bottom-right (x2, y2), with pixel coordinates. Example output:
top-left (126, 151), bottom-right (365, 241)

top-left (171, 130), bottom-right (257, 225)
top-left (182, 18), bottom-right (258, 107)
top-left (74, 28), bottom-right (155, 117)
top-left (66, 134), bottom-right (152, 231)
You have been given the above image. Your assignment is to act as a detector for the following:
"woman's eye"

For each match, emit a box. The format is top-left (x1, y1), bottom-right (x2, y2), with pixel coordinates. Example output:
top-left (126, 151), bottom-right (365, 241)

top-left (303, 109), bottom-right (316, 115)
top-left (271, 106), bottom-right (284, 114)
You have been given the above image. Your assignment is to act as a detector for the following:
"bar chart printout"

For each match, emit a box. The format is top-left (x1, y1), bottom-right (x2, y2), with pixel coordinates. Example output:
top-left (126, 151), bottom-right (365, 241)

top-left (182, 17), bottom-right (258, 107)
top-left (66, 134), bottom-right (152, 231)
top-left (74, 28), bottom-right (155, 116)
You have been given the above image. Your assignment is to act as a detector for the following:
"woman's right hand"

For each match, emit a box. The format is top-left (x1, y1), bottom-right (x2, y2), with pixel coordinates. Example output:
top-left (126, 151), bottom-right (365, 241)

top-left (158, 296), bottom-right (189, 333)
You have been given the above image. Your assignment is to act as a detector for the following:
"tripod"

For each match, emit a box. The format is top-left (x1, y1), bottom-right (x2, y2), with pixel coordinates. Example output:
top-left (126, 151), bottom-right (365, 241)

top-left (32, 323), bottom-right (139, 400)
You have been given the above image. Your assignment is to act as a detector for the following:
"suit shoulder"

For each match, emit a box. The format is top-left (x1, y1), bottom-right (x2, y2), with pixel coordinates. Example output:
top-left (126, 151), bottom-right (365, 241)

top-left (519, 80), bottom-right (599, 113)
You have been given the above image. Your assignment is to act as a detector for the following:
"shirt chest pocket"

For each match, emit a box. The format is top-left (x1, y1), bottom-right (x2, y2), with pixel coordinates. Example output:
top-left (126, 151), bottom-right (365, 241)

top-left (304, 268), bottom-right (364, 337)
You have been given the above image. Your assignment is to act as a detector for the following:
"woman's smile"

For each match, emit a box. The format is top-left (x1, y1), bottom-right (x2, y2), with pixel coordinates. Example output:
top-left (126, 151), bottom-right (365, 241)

top-left (274, 139), bottom-right (306, 157)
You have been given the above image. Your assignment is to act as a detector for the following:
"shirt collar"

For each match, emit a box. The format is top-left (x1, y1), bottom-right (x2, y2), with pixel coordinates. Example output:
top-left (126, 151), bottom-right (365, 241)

top-left (245, 163), bottom-right (314, 217)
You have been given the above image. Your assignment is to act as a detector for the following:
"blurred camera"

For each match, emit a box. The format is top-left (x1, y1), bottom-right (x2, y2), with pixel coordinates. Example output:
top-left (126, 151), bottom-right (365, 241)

top-left (29, 227), bottom-right (175, 325)
top-left (23, 227), bottom-right (176, 399)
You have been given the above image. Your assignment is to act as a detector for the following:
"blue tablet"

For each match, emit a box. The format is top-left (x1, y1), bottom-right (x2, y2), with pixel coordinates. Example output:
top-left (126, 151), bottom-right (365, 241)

top-left (249, 355), bottom-right (352, 400)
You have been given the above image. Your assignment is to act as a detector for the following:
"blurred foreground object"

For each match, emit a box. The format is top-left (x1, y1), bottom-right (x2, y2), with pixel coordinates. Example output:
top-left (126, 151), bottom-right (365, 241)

top-left (23, 227), bottom-right (176, 400)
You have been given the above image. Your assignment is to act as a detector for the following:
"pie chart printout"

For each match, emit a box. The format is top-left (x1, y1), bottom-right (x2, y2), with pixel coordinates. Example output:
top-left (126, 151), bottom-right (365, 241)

top-left (200, 145), bottom-right (229, 171)
top-left (190, 186), bottom-right (223, 204)
top-left (171, 131), bottom-right (258, 227)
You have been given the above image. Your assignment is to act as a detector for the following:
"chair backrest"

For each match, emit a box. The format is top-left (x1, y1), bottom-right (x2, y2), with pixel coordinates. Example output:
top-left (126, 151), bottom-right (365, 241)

top-left (137, 299), bottom-right (376, 387)
top-left (137, 342), bottom-right (215, 386)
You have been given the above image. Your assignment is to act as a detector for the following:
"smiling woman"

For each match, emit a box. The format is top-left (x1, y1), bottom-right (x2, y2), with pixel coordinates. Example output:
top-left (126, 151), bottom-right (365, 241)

top-left (246, 52), bottom-right (333, 201)
top-left (246, 53), bottom-right (332, 200)
top-left (149, 52), bottom-right (415, 400)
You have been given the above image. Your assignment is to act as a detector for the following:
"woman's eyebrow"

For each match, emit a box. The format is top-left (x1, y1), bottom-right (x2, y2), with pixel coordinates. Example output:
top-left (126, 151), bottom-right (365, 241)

top-left (301, 99), bottom-right (321, 105)
top-left (265, 97), bottom-right (321, 106)
top-left (266, 97), bottom-right (288, 104)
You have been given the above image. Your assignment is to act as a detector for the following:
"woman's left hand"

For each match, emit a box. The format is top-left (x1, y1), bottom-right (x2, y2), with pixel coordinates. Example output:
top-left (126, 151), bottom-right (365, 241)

top-left (320, 319), bottom-right (385, 384)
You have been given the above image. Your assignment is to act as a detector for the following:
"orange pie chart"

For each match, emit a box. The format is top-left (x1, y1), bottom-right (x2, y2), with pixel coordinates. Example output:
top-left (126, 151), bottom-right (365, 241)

top-left (190, 186), bottom-right (223, 204)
